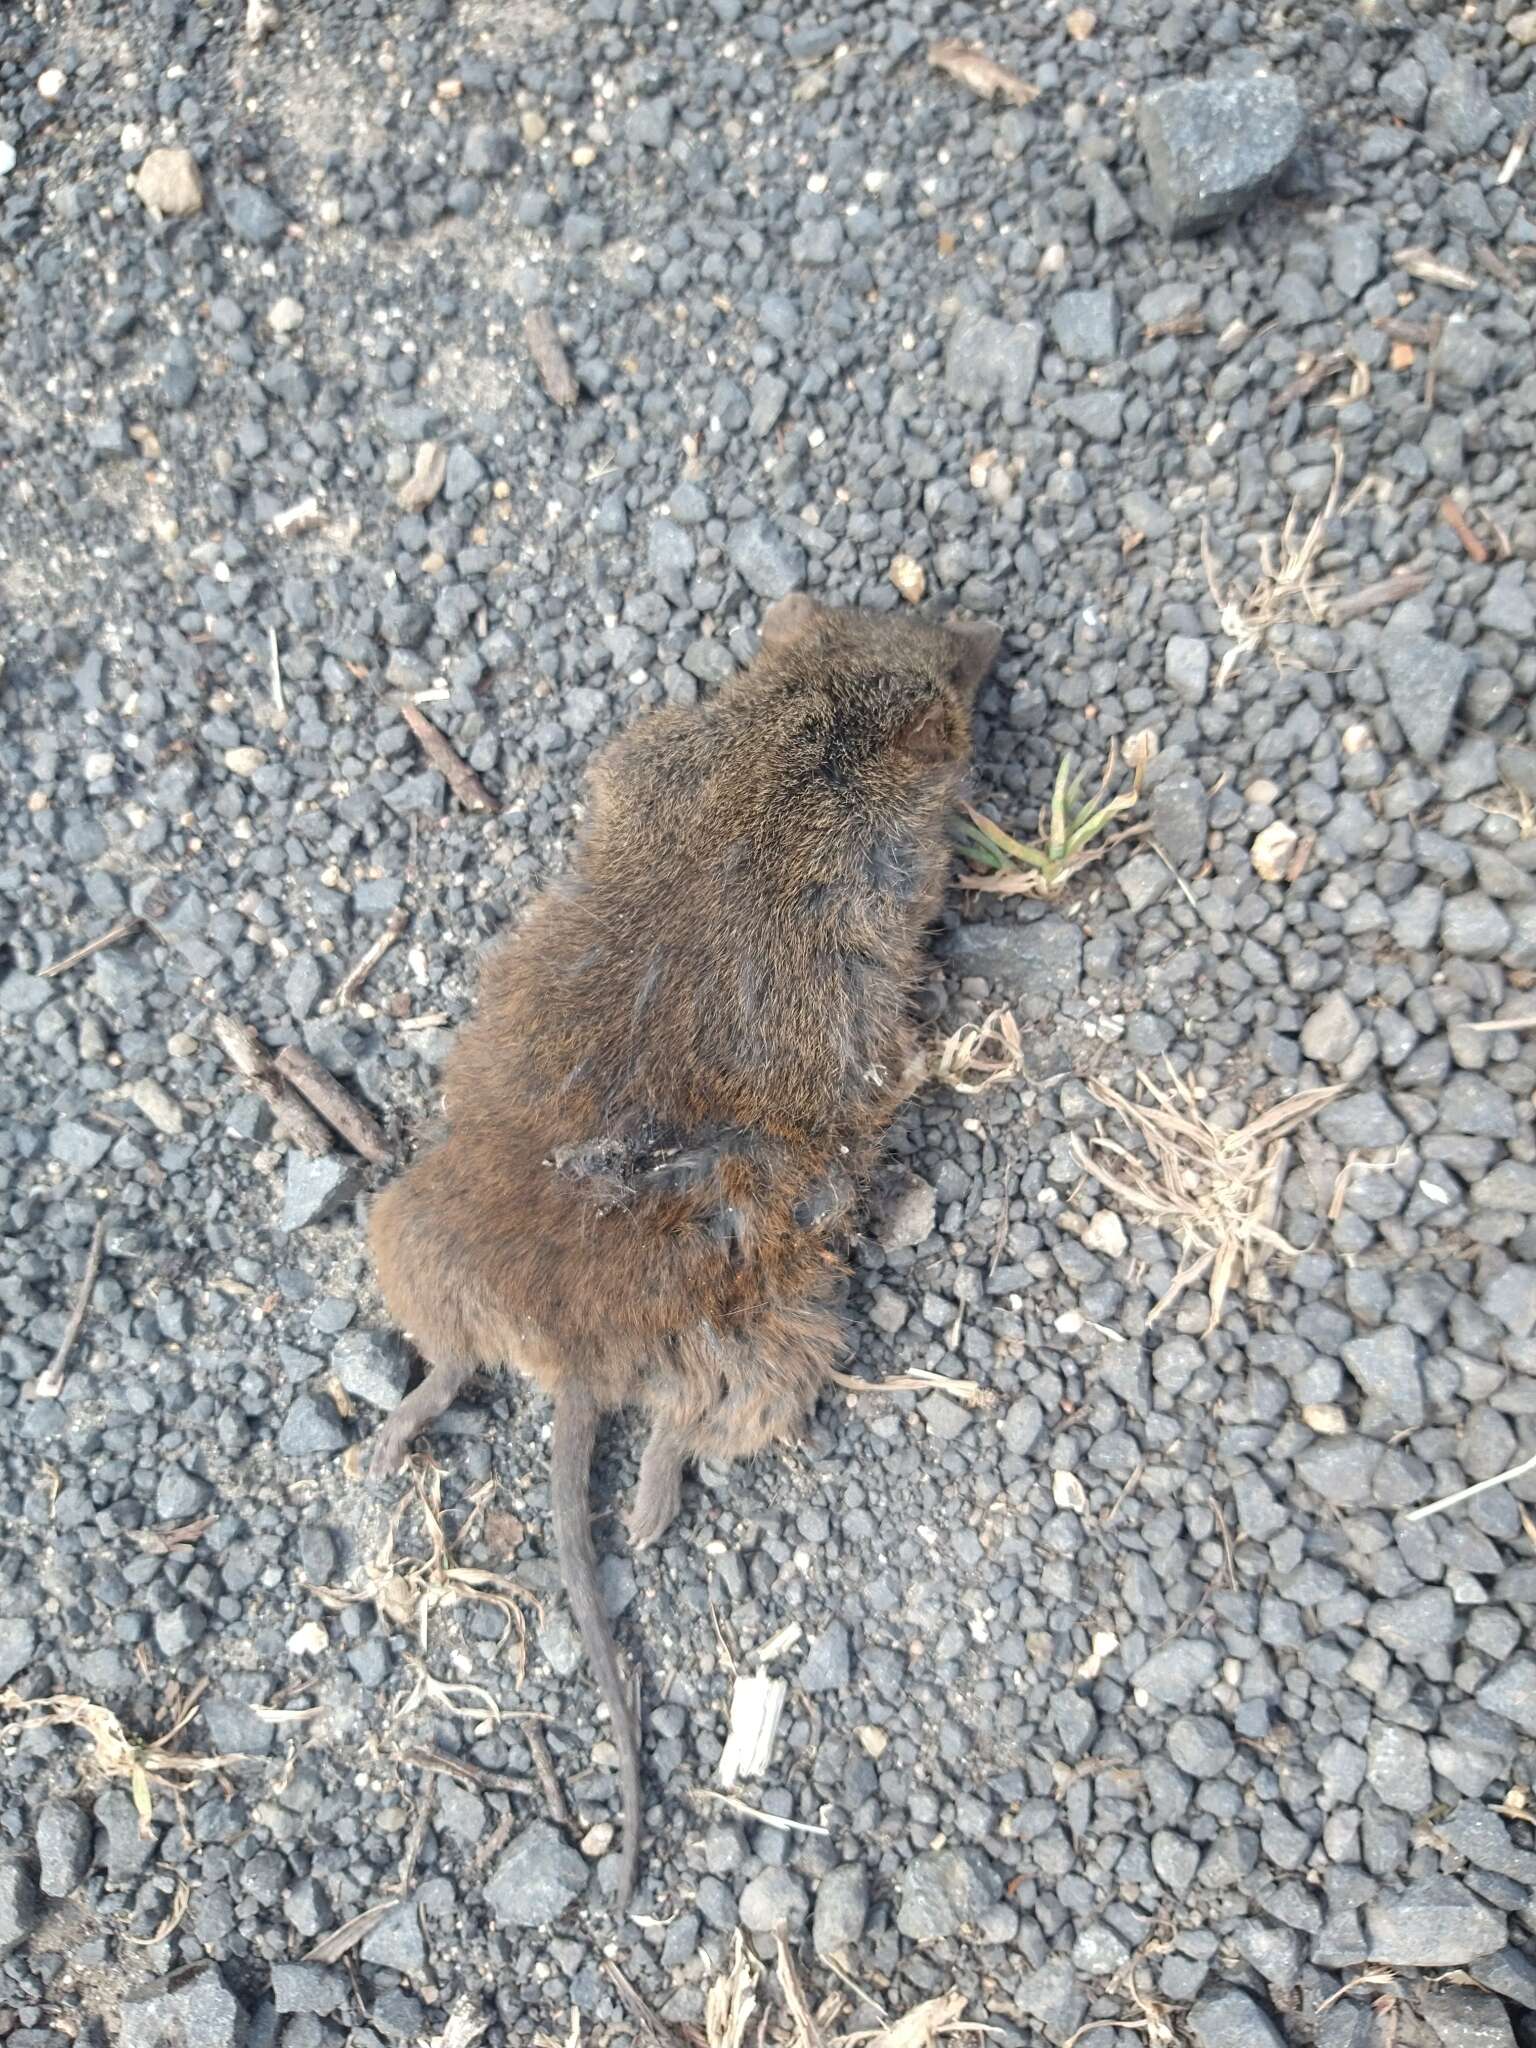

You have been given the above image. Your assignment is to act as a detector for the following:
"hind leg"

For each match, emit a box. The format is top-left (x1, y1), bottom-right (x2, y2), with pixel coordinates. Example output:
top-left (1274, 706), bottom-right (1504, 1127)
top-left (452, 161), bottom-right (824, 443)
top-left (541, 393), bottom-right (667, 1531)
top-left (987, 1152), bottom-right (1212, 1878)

top-left (626, 1418), bottom-right (688, 1549)
top-left (368, 1349), bottom-right (477, 1479)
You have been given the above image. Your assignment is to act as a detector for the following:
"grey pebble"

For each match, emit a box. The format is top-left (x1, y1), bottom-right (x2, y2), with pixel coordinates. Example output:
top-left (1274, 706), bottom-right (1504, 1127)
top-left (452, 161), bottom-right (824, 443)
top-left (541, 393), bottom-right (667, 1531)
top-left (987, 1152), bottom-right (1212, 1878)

top-left (271, 1961), bottom-right (348, 2015)
top-left (334, 1328), bottom-right (411, 1408)
top-left (1365, 1876), bottom-right (1505, 1966)
top-left (0, 1859), bottom-right (38, 1954)
top-left (119, 1965), bottom-right (246, 2048)
top-left (1377, 631), bottom-right (1470, 762)
top-left (280, 1153), bottom-right (361, 1231)
top-left (0, 1616), bottom-right (36, 1687)
top-left (896, 1845), bottom-right (1000, 1939)
top-left (728, 515), bottom-right (805, 600)
top-left (1133, 1638), bottom-right (1218, 1707)
top-left (1050, 288), bottom-right (1117, 365)
top-left (799, 1622), bottom-right (851, 1693)
top-left (1189, 1986), bottom-right (1287, 2048)
top-left (36, 1799), bottom-right (91, 1899)
top-left (485, 1822), bottom-right (589, 1925)
top-left (221, 179), bottom-right (288, 245)
top-left (738, 1867), bottom-right (809, 1935)
top-left (1137, 75), bottom-right (1306, 236)
top-left (276, 1390), bottom-right (348, 1458)
top-left (813, 1864), bottom-right (869, 1956)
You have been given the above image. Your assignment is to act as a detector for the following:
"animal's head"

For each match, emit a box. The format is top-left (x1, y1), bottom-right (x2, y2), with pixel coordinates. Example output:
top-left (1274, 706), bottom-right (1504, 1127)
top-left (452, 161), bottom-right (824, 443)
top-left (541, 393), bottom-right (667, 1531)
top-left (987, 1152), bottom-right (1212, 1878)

top-left (743, 595), bottom-right (1001, 813)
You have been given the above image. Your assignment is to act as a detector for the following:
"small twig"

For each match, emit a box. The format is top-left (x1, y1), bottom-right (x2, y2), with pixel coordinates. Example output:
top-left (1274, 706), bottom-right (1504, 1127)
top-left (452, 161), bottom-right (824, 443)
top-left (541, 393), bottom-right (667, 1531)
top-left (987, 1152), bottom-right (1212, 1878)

top-left (466, 1807), bottom-right (516, 1878)
top-left (699, 1788), bottom-right (830, 1836)
top-left (40, 917), bottom-right (143, 979)
top-left (211, 1013), bottom-right (334, 1157)
top-left (336, 906), bottom-right (409, 1007)
top-left (1404, 1451), bottom-right (1536, 1525)
top-left (398, 1747), bottom-right (535, 1796)
top-left (1267, 351), bottom-right (1351, 416)
top-left (525, 1720), bottom-right (571, 1828)
top-left (1498, 120), bottom-right (1532, 189)
top-left (1465, 1014), bottom-right (1536, 1033)
top-left (601, 1961), bottom-right (687, 2048)
top-left (34, 1211), bottom-right (110, 1400)
top-left (268, 625), bottom-right (285, 717)
top-left (274, 1045), bottom-right (393, 1164)
top-left (1440, 497), bottom-right (1489, 564)
top-left (1325, 568), bottom-right (1430, 625)
top-left (522, 307), bottom-right (579, 407)
top-left (401, 702), bottom-right (497, 813)
top-left (1474, 242), bottom-right (1525, 293)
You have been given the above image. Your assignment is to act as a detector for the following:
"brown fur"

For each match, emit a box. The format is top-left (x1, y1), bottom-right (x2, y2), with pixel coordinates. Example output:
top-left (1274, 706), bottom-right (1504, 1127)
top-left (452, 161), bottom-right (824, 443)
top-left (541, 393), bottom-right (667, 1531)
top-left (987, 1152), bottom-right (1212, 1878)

top-left (366, 595), bottom-right (1000, 1908)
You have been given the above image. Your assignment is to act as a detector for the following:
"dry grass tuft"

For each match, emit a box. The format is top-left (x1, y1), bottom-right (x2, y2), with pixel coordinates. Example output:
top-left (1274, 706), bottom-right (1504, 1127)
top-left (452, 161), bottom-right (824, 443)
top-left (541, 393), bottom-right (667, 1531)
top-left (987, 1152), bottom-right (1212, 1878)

top-left (957, 742), bottom-right (1147, 897)
top-left (1202, 443), bottom-right (1344, 686)
top-left (701, 1935), bottom-right (983, 2048)
top-left (0, 1681), bottom-right (245, 1830)
top-left (932, 1007), bottom-right (1026, 1094)
top-left (307, 1463), bottom-right (536, 1679)
top-left (1071, 1064), bottom-right (1340, 1332)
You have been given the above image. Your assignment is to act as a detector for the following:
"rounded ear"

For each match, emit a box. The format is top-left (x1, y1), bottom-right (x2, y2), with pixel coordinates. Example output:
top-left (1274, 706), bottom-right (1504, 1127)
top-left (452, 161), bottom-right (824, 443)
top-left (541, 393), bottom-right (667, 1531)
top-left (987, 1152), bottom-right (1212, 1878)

top-left (947, 619), bottom-right (1002, 698)
top-left (760, 592), bottom-right (822, 652)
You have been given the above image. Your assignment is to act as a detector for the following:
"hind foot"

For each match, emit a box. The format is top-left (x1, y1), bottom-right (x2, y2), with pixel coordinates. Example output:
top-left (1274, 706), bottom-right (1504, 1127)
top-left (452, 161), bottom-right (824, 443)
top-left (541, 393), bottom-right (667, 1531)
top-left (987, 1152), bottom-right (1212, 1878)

top-left (365, 1355), bottom-right (476, 1481)
top-left (626, 1424), bottom-right (686, 1549)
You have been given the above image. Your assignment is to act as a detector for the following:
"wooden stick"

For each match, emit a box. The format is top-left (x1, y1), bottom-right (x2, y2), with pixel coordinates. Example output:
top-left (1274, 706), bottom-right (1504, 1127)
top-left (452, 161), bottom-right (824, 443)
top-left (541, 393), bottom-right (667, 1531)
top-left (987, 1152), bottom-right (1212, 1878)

top-left (524, 1721), bottom-right (570, 1828)
top-left (273, 1046), bottom-right (393, 1164)
top-left (522, 307), bottom-right (578, 408)
top-left (41, 917), bottom-right (143, 979)
top-left (336, 906), bottom-right (408, 1007)
top-left (397, 1747), bottom-right (534, 1797)
top-left (1268, 351), bottom-right (1350, 416)
top-left (1440, 496), bottom-right (1489, 564)
top-left (1465, 1014), bottom-right (1536, 1033)
top-left (210, 1013), bottom-right (334, 1157)
top-left (400, 703), bottom-right (497, 813)
top-left (1325, 568), bottom-right (1430, 625)
top-left (34, 1211), bottom-right (110, 1400)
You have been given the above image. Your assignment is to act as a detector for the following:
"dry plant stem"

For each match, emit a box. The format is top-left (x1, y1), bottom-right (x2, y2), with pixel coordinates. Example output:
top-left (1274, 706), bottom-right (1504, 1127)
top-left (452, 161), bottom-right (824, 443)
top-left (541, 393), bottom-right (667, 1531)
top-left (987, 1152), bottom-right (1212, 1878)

top-left (304, 1901), bottom-right (398, 1964)
top-left (1403, 1450), bottom-right (1536, 1524)
top-left (211, 1013), bottom-right (334, 1156)
top-left (274, 1044), bottom-right (393, 1163)
top-left (1326, 567), bottom-right (1430, 623)
top-left (337, 905), bottom-right (409, 1006)
top-left (601, 1960), bottom-right (687, 2048)
top-left (700, 1787), bottom-right (830, 1835)
top-left (34, 1210), bottom-right (110, 1400)
top-left (525, 1719), bottom-right (571, 1827)
top-left (40, 916), bottom-right (143, 979)
top-left (401, 702), bottom-right (497, 812)
top-left (1440, 496), bottom-right (1489, 563)
top-left (828, 1366), bottom-right (986, 1406)
top-left (523, 307), bottom-right (579, 407)
top-left (1466, 1014), bottom-right (1536, 1033)
top-left (397, 1746), bottom-right (534, 1797)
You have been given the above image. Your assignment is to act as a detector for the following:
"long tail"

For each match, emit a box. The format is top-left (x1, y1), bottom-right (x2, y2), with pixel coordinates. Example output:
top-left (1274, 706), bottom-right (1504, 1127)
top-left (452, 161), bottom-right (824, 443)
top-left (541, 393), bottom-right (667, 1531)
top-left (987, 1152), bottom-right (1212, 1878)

top-left (550, 1382), bottom-right (641, 1912)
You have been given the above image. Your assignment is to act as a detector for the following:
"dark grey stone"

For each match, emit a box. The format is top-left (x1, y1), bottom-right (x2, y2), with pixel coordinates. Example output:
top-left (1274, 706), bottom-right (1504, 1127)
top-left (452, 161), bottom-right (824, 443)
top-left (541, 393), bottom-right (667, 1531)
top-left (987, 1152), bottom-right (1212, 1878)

top-left (221, 180), bottom-right (287, 245)
top-left (739, 1866), bottom-right (810, 1935)
top-left (1189, 1986), bottom-right (1287, 2048)
top-left (270, 1963), bottom-right (348, 2015)
top-left (485, 1823), bottom-right (589, 1925)
top-left (280, 1154), bottom-right (361, 1231)
top-left (360, 1901), bottom-right (427, 1974)
top-left (813, 1864), bottom-right (869, 1956)
top-left (942, 915), bottom-right (1082, 1001)
top-left (1365, 1877), bottom-right (1505, 1966)
top-left (0, 1859), bottom-right (38, 1954)
top-left (0, 1616), bottom-right (35, 1686)
top-left (1478, 1656), bottom-right (1536, 1737)
top-left (1377, 632), bottom-right (1470, 762)
top-left (120, 1964), bottom-right (246, 2048)
top-left (1050, 288), bottom-right (1117, 365)
top-left (944, 310), bottom-right (1042, 415)
top-left (799, 1622), bottom-right (851, 1693)
top-left (333, 1329), bottom-right (411, 1409)
top-left (896, 1845), bottom-right (1001, 1939)
top-left (36, 1799), bottom-right (91, 1898)
top-left (1132, 1638), bottom-right (1218, 1708)
top-left (276, 1390), bottom-right (348, 1458)
top-left (1137, 76), bottom-right (1306, 235)
top-left (728, 515), bottom-right (805, 600)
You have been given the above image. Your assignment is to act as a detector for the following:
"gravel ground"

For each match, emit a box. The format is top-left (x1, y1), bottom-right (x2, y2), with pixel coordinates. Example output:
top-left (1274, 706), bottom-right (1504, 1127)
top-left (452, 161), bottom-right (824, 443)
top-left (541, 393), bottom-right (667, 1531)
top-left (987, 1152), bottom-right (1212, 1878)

top-left (3, 1), bottom-right (1536, 2044)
